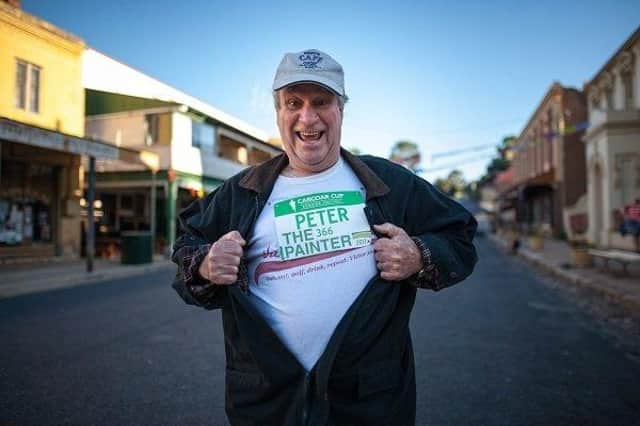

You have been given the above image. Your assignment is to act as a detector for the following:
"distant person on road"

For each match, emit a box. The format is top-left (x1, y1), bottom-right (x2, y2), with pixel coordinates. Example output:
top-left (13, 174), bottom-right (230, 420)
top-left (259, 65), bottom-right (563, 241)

top-left (171, 49), bottom-right (477, 425)
top-left (620, 198), bottom-right (640, 252)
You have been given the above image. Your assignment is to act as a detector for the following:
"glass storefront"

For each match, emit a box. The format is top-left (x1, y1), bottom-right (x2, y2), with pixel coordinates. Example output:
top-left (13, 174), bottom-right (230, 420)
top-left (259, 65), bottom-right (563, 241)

top-left (0, 159), bottom-right (54, 246)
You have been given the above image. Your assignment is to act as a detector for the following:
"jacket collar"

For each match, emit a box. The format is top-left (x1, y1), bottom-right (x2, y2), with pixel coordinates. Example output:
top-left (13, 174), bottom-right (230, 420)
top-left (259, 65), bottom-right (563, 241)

top-left (238, 148), bottom-right (390, 201)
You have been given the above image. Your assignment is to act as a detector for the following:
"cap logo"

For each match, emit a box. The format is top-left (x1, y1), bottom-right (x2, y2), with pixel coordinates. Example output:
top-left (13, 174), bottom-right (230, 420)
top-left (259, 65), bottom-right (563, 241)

top-left (298, 51), bottom-right (323, 69)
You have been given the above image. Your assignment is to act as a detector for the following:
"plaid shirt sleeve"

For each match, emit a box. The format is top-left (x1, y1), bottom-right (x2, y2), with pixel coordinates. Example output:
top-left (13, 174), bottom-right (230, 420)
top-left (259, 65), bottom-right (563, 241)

top-left (406, 237), bottom-right (445, 291)
top-left (181, 243), bottom-right (215, 297)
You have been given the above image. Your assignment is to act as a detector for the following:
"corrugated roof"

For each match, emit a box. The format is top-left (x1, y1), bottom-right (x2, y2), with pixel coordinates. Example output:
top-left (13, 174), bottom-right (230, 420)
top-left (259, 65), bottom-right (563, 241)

top-left (82, 48), bottom-right (270, 143)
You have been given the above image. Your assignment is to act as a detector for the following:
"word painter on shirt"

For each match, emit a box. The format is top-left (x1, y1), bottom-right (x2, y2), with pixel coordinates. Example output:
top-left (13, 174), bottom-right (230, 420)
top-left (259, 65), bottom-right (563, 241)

top-left (274, 191), bottom-right (372, 261)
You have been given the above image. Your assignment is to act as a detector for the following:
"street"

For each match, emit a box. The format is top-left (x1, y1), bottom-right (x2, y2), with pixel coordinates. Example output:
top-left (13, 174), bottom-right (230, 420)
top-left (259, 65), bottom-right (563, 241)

top-left (1, 238), bottom-right (639, 425)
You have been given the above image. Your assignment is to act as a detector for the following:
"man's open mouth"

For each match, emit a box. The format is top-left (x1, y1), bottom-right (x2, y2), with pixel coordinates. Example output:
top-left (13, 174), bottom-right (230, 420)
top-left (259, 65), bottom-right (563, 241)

top-left (296, 131), bottom-right (324, 141)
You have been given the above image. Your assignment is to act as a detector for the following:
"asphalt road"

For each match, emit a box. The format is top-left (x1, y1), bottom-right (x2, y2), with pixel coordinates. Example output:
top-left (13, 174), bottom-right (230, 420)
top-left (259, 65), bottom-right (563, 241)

top-left (1, 238), bottom-right (639, 425)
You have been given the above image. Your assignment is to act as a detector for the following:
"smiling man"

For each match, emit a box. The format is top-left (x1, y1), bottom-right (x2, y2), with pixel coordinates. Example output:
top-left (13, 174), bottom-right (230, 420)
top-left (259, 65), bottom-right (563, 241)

top-left (172, 49), bottom-right (478, 425)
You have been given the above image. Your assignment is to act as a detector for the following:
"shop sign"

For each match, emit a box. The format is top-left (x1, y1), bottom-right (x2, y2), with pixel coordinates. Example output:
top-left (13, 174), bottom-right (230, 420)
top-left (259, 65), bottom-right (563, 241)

top-left (0, 119), bottom-right (64, 151)
top-left (0, 119), bottom-right (118, 160)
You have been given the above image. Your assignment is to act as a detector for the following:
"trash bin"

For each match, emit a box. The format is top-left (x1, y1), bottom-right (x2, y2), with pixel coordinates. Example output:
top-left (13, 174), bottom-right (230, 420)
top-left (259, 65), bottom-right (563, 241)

top-left (121, 231), bottom-right (152, 264)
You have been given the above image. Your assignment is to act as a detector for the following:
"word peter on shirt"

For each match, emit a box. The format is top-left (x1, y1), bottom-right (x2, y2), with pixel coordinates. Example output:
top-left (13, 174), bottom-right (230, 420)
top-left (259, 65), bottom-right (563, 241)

top-left (274, 191), bottom-right (372, 260)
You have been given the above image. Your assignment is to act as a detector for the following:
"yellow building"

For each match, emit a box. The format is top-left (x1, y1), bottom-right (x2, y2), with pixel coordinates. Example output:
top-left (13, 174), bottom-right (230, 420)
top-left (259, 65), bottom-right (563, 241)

top-left (0, 1), bottom-right (157, 262)
top-left (0, 1), bottom-right (85, 136)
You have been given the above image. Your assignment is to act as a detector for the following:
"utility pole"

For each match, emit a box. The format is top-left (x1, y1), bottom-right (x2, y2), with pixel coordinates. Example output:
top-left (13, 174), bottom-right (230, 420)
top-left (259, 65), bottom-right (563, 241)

top-left (150, 170), bottom-right (157, 261)
top-left (86, 156), bottom-right (95, 272)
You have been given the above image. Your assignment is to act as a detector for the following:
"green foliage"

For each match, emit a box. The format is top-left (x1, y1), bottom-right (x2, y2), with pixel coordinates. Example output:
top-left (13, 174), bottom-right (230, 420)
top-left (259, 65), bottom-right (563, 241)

top-left (477, 134), bottom-right (516, 185)
top-left (389, 140), bottom-right (421, 172)
top-left (486, 157), bottom-right (510, 175)
top-left (435, 169), bottom-right (467, 198)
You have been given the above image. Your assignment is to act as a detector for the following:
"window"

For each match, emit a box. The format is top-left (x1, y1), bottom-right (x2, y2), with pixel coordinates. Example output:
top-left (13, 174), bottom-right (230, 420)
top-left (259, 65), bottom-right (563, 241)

top-left (619, 157), bottom-right (635, 204)
top-left (144, 113), bottom-right (171, 145)
top-left (145, 114), bottom-right (159, 146)
top-left (15, 59), bottom-right (40, 113)
top-left (135, 194), bottom-right (146, 216)
top-left (604, 88), bottom-right (614, 109)
top-left (218, 135), bottom-right (248, 164)
top-left (120, 194), bottom-right (133, 211)
top-left (622, 71), bottom-right (634, 110)
top-left (192, 121), bottom-right (215, 149)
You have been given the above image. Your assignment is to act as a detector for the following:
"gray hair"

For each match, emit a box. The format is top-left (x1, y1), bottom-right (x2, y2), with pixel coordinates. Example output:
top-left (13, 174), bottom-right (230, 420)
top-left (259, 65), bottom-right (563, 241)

top-left (273, 89), bottom-right (348, 112)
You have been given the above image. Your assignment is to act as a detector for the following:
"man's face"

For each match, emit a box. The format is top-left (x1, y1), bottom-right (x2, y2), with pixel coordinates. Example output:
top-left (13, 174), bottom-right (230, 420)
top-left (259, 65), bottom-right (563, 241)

top-left (276, 83), bottom-right (342, 176)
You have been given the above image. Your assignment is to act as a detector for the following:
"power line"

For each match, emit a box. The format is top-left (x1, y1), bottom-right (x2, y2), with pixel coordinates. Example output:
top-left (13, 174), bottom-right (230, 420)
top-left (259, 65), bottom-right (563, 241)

top-left (430, 143), bottom-right (497, 160)
top-left (427, 117), bottom-right (525, 137)
top-left (421, 153), bottom-right (494, 173)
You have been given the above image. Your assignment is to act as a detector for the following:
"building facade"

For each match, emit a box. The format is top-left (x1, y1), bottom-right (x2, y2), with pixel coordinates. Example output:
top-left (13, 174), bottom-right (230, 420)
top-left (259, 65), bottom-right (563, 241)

top-left (0, 1), bottom-right (87, 260)
top-left (82, 50), bottom-right (281, 253)
top-left (0, 2), bottom-right (157, 262)
top-left (583, 27), bottom-right (640, 250)
top-left (508, 83), bottom-right (587, 237)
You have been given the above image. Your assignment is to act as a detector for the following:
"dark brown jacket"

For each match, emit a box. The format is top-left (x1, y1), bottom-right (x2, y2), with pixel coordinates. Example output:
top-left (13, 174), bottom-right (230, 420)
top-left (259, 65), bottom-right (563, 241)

top-left (171, 150), bottom-right (477, 425)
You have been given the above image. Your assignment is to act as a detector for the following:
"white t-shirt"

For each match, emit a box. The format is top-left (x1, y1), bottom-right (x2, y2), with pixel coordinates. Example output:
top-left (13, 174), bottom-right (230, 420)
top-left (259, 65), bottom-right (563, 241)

top-left (244, 157), bottom-right (377, 371)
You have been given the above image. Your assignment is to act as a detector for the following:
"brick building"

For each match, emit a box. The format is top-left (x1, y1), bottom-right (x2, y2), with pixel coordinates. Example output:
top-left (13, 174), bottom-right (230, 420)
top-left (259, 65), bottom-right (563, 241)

top-left (508, 83), bottom-right (588, 237)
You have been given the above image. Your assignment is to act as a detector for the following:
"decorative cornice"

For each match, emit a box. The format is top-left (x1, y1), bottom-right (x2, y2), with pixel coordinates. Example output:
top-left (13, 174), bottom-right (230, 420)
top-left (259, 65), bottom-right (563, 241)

top-left (589, 86), bottom-right (601, 105)
top-left (597, 71), bottom-right (613, 91)
top-left (0, 3), bottom-right (85, 54)
top-left (616, 51), bottom-right (633, 74)
top-left (584, 26), bottom-right (640, 92)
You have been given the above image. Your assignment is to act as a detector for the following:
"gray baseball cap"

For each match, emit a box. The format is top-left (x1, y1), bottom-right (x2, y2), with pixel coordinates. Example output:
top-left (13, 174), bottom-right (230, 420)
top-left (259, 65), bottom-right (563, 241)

top-left (272, 49), bottom-right (345, 97)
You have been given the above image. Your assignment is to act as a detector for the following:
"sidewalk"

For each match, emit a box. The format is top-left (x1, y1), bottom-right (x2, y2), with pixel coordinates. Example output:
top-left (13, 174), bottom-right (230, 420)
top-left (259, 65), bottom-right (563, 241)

top-left (489, 234), bottom-right (640, 315)
top-left (0, 255), bottom-right (175, 300)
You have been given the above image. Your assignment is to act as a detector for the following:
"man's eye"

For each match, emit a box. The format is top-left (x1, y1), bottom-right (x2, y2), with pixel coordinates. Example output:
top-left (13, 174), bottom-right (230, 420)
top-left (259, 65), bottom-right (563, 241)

top-left (286, 99), bottom-right (300, 109)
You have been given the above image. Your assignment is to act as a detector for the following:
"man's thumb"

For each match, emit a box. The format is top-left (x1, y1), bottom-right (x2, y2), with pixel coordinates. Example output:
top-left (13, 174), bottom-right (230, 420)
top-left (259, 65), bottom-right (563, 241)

top-left (373, 223), bottom-right (402, 238)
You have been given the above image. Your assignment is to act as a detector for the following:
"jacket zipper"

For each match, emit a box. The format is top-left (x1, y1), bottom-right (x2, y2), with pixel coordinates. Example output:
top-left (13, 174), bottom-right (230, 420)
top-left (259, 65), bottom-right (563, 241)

top-left (302, 371), bottom-right (311, 425)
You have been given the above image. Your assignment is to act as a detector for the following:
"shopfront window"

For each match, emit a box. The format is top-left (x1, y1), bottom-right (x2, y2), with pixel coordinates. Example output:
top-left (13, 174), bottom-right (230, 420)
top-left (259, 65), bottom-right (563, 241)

top-left (0, 159), bottom-right (53, 246)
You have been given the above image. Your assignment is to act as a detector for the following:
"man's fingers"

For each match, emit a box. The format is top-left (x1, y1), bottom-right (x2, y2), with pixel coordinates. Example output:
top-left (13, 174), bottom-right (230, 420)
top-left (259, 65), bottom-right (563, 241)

top-left (210, 253), bottom-right (241, 266)
top-left (380, 270), bottom-right (399, 281)
top-left (375, 251), bottom-right (397, 263)
top-left (219, 230), bottom-right (246, 246)
top-left (214, 240), bottom-right (244, 257)
top-left (373, 237), bottom-right (391, 252)
top-left (373, 223), bottom-right (405, 238)
top-left (210, 273), bottom-right (238, 285)
top-left (213, 264), bottom-right (239, 275)
top-left (206, 260), bottom-right (240, 285)
top-left (202, 231), bottom-right (244, 285)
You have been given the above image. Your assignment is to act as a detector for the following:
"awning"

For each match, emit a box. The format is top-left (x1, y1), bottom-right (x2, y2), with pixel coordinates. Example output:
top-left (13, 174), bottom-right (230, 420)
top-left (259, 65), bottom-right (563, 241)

top-left (0, 117), bottom-right (158, 171)
top-left (0, 117), bottom-right (159, 272)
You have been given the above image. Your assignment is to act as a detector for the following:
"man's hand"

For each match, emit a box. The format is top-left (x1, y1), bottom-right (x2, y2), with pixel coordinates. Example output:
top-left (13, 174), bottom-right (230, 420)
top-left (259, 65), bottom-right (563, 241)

top-left (198, 230), bottom-right (246, 285)
top-left (373, 223), bottom-right (422, 281)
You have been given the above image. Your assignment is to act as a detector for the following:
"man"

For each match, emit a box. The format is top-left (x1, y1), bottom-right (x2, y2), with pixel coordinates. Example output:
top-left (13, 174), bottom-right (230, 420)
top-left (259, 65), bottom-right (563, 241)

top-left (172, 49), bottom-right (477, 425)
top-left (620, 198), bottom-right (640, 252)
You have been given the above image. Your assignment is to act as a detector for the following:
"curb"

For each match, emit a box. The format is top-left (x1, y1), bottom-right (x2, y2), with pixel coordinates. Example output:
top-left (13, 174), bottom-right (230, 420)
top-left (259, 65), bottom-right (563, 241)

top-left (487, 235), bottom-right (640, 314)
top-left (0, 261), bottom-right (175, 300)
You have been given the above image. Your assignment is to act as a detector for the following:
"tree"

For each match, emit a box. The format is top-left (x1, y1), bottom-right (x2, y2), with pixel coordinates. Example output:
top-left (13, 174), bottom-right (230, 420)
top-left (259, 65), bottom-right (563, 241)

top-left (389, 140), bottom-right (421, 172)
top-left (478, 135), bottom-right (516, 185)
top-left (434, 169), bottom-right (467, 198)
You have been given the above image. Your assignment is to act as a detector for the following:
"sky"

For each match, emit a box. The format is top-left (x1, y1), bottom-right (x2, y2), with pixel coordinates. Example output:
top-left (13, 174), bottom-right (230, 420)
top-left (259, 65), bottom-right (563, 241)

top-left (23, 0), bottom-right (640, 182)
